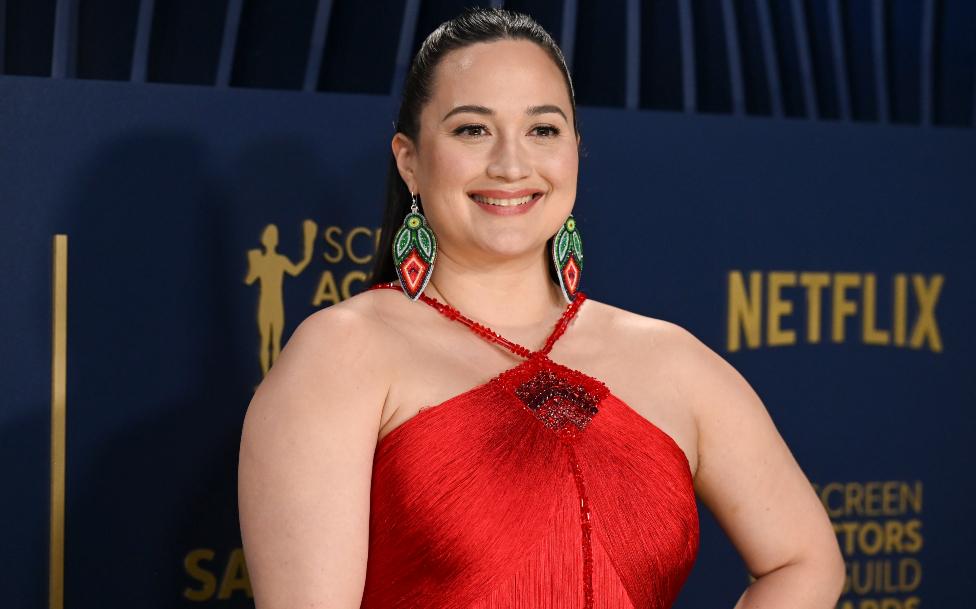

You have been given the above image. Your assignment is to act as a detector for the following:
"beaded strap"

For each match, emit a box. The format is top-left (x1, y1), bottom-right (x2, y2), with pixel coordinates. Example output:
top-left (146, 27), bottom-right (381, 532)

top-left (367, 281), bottom-right (586, 358)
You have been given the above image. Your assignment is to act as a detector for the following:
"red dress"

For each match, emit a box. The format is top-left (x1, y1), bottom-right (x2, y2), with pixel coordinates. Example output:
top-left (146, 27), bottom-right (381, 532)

top-left (361, 282), bottom-right (699, 609)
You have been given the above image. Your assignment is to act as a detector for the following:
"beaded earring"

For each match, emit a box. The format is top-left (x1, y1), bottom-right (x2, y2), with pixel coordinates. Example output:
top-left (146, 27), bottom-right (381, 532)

top-left (551, 214), bottom-right (583, 303)
top-left (392, 191), bottom-right (437, 300)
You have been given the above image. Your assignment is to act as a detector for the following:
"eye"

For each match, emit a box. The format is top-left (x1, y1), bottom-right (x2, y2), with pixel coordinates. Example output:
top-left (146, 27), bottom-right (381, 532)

top-left (453, 124), bottom-right (489, 137)
top-left (531, 125), bottom-right (561, 137)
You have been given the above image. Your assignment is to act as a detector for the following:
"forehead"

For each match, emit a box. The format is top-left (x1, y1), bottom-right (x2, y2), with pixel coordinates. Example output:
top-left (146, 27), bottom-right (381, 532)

top-left (426, 39), bottom-right (570, 116)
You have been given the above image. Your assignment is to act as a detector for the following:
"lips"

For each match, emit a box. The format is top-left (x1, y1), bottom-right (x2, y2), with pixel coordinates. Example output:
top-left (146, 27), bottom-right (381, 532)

top-left (467, 188), bottom-right (544, 208)
top-left (467, 189), bottom-right (544, 216)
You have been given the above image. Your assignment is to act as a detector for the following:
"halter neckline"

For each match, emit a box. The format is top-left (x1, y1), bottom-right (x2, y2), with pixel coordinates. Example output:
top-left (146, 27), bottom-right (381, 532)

top-left (367, 281), bottom-right (587, 358)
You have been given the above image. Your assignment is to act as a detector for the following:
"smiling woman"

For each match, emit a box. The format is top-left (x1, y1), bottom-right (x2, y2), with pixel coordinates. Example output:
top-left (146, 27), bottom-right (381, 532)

top-left (385, 35), bottom-right (581, 285)
top-left (237, 7), bottom-right (845, 609)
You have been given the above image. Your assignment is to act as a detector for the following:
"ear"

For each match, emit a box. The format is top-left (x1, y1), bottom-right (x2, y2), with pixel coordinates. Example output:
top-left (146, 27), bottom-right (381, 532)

top-left (391, 133), bottom-right (419, 193)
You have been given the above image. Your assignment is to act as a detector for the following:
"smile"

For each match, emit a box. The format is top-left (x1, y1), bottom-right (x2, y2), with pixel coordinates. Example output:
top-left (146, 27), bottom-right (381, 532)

top-left (469, 193), bottom-right (541, 207)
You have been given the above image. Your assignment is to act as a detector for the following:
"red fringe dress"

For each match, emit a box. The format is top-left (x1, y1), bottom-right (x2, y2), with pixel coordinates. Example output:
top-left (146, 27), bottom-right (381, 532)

top-left (360, 282), bottom-right (699, 609)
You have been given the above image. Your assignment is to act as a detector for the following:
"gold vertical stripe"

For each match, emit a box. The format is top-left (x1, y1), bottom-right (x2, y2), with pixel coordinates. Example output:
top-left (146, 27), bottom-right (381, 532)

top-left (50, 235), bottom-right (68, 609)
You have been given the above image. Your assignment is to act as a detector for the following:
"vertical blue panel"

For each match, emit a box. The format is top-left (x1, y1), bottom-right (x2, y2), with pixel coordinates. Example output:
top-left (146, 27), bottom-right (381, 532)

top-left (130, 0), bottom-right (154, 82)
top-left (790, 0), bottom-right (817, 118)
top-left (678, 0), bottom-right (697, 112)
top-left (303, 0), bottom-right (333, 92)
top-left (391, 0), bottom-right (421, 97)
top-left (51, 0), bottom-right (78, 78)
top-left (919, 0), bottom-right (936, 126)
top-left (215, 0), bottom-right (243, 87)
top-left (756, 0), bottom-right (783, 117)
top-left (0, 0), bottom-right (6, 72)
top-left (721, 0), bottom-right (745, 115)
top-left (828, 0), bottom-right (851, 120)
top-left (560, 0), bottom-right (578, 72)
top-left (625, 0), bottom-right (640, 110)
top-left (873, 0), bottom-right (889, 122)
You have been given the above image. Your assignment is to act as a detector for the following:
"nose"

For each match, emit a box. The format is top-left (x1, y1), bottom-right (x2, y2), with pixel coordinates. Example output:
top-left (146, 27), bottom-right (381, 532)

top-left (486, 132), bottom-right (531, 181)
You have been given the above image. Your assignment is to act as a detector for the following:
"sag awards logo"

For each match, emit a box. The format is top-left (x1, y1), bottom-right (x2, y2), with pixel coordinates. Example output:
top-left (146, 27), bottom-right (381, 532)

top-left (244, 221), bottom-right (318, 377)
top-left (814, 480), bottom-right (924, 609)
top-left (243, 219), bottom-right (383, 377)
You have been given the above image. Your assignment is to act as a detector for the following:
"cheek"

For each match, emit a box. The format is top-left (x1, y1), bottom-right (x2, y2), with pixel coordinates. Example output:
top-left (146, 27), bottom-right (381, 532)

top-left (538, 145), bottom-right (579, 189)
top-left (424, 143), bottom-right (479, 188)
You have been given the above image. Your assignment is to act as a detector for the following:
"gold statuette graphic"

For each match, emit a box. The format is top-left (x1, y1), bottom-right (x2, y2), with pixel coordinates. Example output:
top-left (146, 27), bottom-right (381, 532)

top-left (245, 220), bottom-right (317, 377)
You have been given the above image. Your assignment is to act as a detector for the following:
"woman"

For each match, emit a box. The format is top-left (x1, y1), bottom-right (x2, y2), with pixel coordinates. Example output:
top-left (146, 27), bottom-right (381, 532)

top-left (238, 7), bottom-right (844, 609)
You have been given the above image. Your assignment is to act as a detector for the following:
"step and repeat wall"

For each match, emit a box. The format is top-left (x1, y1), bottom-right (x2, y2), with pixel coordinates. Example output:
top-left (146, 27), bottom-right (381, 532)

top-left (2, 75), bottom-right (973, 608)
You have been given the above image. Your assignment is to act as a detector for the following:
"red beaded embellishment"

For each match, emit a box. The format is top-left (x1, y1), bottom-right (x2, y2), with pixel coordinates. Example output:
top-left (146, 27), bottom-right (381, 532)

top-left (566, 443), bottom-right (594, 609)
top-left (512, 367), bottom-right (601, 432)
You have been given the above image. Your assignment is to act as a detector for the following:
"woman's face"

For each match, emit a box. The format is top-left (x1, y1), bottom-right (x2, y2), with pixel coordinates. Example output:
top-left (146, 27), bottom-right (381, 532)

top-left (393, 39), bottom-right (580, 266)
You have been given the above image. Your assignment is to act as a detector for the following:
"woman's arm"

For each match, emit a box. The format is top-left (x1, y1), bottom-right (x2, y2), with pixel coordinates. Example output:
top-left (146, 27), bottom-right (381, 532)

top-left (667, 323), bottom-right (846, 607)
top-left (238, 303), bottom-right (390, 609)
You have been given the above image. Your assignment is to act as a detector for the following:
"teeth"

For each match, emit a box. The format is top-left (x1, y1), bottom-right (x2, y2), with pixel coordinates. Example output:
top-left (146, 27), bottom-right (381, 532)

top-left (470, 193), bottom-right (537, 206)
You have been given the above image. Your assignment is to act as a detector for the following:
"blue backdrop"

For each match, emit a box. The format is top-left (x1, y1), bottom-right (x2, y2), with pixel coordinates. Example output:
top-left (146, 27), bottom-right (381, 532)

top-left (1, 71), bottom-right (973, 607)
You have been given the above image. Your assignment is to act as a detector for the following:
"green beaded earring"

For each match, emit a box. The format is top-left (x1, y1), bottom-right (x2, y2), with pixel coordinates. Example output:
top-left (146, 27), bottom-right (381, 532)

top-left (551, 214), bottom-right (583, 302)
top-left (392, 192), bottom-right (437, 300)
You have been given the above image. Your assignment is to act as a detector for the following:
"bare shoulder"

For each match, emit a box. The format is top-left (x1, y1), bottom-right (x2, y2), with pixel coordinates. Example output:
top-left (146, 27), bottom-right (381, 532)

top-left (579, 296), bottom-right (706, 360)
top-left (263, 287), bottom-right (411, 385)
top-left (242, 284), bottom-right (415, 454)
top-left (238, 286), bottom-right (411, 607)
top-left (586, 295), bottom-right (759, 409)
top-left (285, 286), bottom-right (405, 353)
top-left (241, 284), bottom-right (408, 467)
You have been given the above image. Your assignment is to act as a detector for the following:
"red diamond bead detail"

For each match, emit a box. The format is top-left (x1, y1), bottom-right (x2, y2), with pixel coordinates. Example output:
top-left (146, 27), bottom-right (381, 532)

top-left (494, 356), bottom-right (608, 437)
top-left (562, 254), bottom-right (581, 297)
top-left (398, 250), bottom-right (429, 295)
top-left (513, 367), bottom-right (601, 432)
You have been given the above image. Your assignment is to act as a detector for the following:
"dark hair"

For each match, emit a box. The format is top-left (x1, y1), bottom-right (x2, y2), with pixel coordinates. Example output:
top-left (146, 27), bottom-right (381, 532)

top-left (369, 6), bottom-right (580, 286)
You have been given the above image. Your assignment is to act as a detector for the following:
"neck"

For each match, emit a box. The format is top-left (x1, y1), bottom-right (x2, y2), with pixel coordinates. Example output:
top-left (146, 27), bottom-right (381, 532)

top-left (423, 245), bottom-right (566, 331)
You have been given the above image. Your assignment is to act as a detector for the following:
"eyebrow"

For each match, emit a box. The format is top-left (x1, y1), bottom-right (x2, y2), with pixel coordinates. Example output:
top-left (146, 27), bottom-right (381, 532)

top-left (441, 104), bottom-right (568, 123)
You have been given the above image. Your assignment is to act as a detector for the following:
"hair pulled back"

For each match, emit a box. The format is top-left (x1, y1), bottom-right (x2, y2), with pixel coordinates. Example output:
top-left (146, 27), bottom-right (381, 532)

top-left (369, 6), bottom-right (579, 285)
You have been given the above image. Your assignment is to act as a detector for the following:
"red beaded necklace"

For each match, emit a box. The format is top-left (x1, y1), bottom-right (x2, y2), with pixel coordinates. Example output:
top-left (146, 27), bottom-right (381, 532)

top-left (368, 280), bottom-right (587, 359)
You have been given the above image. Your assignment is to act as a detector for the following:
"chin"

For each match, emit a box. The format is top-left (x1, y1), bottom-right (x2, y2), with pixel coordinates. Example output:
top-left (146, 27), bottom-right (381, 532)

top-left (477, 232), bottom-right (542, 258)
